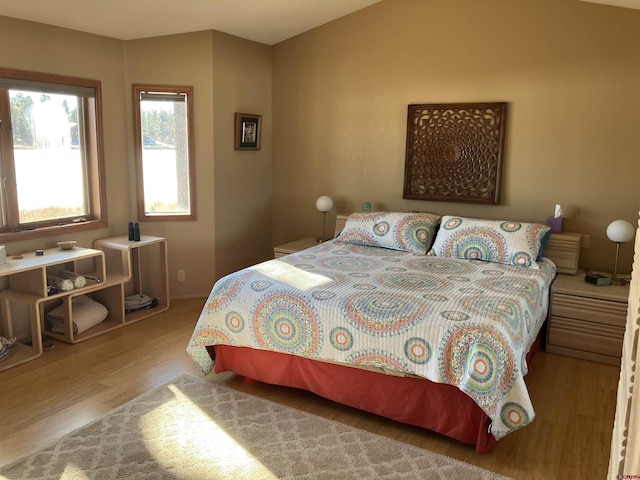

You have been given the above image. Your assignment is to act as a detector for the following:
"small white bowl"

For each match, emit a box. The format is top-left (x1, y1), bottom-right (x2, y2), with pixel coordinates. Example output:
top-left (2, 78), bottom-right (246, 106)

top-left (57, 241), bottom-right (77, 250)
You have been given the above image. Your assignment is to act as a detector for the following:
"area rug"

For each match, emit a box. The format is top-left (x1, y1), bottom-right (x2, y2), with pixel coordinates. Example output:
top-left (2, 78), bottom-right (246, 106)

top-left (0, 374), bottom-right (511, 480)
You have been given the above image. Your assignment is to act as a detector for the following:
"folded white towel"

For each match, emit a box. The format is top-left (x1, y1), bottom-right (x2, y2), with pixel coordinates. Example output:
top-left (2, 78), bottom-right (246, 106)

top-left (56, 270), bottom-right (87, 288)
top-left (47, 295), bottom-right (108, 334)
top-left (47, 275), bottom-right (74, 292)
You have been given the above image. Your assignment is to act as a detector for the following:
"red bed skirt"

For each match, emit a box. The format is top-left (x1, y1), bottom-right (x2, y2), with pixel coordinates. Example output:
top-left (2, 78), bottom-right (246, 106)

top-left (211, 334), bottom-right (541, 454)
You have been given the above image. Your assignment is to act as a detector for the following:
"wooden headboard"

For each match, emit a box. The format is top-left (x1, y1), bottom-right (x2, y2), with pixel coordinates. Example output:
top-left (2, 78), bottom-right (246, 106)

top-left (333, 214), bottom-right (349, 238)
top-left (541, 232), bottom-right (582, 275)
top-left (333, 214), bottom-right (581, 275)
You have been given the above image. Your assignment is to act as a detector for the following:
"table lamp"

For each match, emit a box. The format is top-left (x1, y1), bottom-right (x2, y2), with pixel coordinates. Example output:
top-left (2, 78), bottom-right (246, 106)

top-left (606, 219), bottom-right (635, 284)
top-left (316, 195), bottom-right (334, 242)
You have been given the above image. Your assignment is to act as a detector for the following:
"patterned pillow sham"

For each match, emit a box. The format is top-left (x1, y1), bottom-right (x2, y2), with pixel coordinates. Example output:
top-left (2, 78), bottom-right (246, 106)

top-left (336, 211), bottom-right (441, 255)
top-left (429, 215), bottom-right (551, 269)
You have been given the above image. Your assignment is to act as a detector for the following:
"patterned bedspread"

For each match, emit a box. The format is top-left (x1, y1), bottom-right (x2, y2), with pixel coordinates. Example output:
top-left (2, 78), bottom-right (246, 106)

top-left (187, 240), bottom-right (556, 439)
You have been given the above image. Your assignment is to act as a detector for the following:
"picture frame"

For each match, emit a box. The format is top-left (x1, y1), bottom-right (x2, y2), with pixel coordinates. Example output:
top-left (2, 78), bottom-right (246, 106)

top-left (234, 113), bottom-right (262, 150)
top-left (403, 102), bottom-right (507, 205)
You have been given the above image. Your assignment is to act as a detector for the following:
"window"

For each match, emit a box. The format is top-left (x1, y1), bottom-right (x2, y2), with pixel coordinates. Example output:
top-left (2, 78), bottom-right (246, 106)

top-left (132, 85), bottom-right (196, 221)
top-left (0, 68), bottom-right (107, 241)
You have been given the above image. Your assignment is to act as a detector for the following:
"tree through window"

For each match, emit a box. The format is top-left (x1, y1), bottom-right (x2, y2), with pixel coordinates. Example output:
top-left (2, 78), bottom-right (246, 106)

top-left (0, 68), bottom-right (106, 241)
top-left (132, 85), bottom-right (196, 221)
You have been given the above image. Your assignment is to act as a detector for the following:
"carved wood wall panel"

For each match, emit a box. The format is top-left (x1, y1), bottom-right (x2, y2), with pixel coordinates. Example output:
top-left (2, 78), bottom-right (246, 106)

top-left (403, 102), bottom-right (507, 205)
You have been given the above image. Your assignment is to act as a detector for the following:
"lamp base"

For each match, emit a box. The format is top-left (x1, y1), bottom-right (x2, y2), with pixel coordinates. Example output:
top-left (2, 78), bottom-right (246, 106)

top-left (610, 276), bottom-right (631, 286)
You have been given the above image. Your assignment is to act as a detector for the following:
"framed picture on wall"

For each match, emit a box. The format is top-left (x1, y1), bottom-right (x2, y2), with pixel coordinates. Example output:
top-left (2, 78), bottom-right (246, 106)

top-left (234, 113), bottom-right (262, 150)
top-left (403, 102), bottom-right (507, 205)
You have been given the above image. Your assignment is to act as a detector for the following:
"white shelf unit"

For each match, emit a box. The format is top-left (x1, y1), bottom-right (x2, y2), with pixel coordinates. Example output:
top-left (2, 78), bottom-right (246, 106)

top-left (0, 236), bottom-right (169, 371)
top-left (93, 235), bottom-right (169, 324)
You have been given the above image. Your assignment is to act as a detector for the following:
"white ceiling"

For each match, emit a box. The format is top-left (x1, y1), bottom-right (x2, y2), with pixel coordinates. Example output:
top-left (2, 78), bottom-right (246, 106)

top-left (0, 0), bottom-right (637, 46)
top-left (0, 0), bottom-right (382, 45)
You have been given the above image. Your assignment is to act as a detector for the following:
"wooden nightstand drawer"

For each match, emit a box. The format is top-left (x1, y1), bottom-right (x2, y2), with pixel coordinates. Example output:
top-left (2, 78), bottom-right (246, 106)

top-left (548, 316), bottom-right (625, 358)
top-left (546, 272), bottom-right (629, 365)
top-left (551, 293), bottom-right (627, 327)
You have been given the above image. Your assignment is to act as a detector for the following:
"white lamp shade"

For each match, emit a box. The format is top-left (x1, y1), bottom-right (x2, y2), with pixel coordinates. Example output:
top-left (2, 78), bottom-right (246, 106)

top-left (315, 195), bottom-right (334, 213)
top-left (606, 220), bottom-right (635, 243)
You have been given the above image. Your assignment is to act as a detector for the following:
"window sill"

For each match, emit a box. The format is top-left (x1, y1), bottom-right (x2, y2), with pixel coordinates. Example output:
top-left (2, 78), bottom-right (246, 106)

top-left (0, 219), bottom-right (107, 245)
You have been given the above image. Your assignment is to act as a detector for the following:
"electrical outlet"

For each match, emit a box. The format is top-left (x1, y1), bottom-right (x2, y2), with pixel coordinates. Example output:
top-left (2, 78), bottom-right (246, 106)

top-left (581, 234), bottom-right (590, 249)
top-left (177, 269), bottom-right (186, 282)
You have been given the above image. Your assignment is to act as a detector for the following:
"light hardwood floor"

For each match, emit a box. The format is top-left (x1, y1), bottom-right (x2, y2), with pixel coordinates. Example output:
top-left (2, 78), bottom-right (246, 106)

top-left (0, 298), bottom-right (618, 479)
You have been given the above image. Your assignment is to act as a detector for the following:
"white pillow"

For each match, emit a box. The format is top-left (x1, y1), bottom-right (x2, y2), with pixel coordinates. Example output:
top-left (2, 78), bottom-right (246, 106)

top-left (336, 211), bottom-right (440, 255)
top-left (429, 216), bottom-right (551, 269)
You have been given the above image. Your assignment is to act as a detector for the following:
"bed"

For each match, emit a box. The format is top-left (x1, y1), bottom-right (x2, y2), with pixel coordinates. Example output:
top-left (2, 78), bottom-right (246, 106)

top-left (187, 212), bottom-right (581, 453)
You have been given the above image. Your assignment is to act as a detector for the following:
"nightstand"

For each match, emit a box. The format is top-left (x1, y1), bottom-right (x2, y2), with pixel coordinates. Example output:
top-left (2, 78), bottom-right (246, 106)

top-left (273, 237), bottom-right (320, 258)
top-left (546, 272), bottom-right (629, 365)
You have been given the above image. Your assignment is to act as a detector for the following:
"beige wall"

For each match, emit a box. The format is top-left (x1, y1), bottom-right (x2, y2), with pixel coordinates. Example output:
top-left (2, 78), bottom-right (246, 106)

top-left (124, 32), bottom-right (217, 298)
top-left (212, 32), bottom-right (273, 279)
top-left (0, 19), bottom-right (273, 305)
top-left (0, 16), bottom-right (127, 254)
top-left (272, 0), bottom-right (640, 273)
top-left (2, 0), bottom-right (640, 305)
top-left (125, 31), bottom-right (273, 294)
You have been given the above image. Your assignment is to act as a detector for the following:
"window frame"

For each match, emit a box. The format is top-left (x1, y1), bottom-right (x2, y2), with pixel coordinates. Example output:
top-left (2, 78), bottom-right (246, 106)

top-left (0, 68), bottom-right (107, 243)
top-left (132, 84), bottom-right (197, 222)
